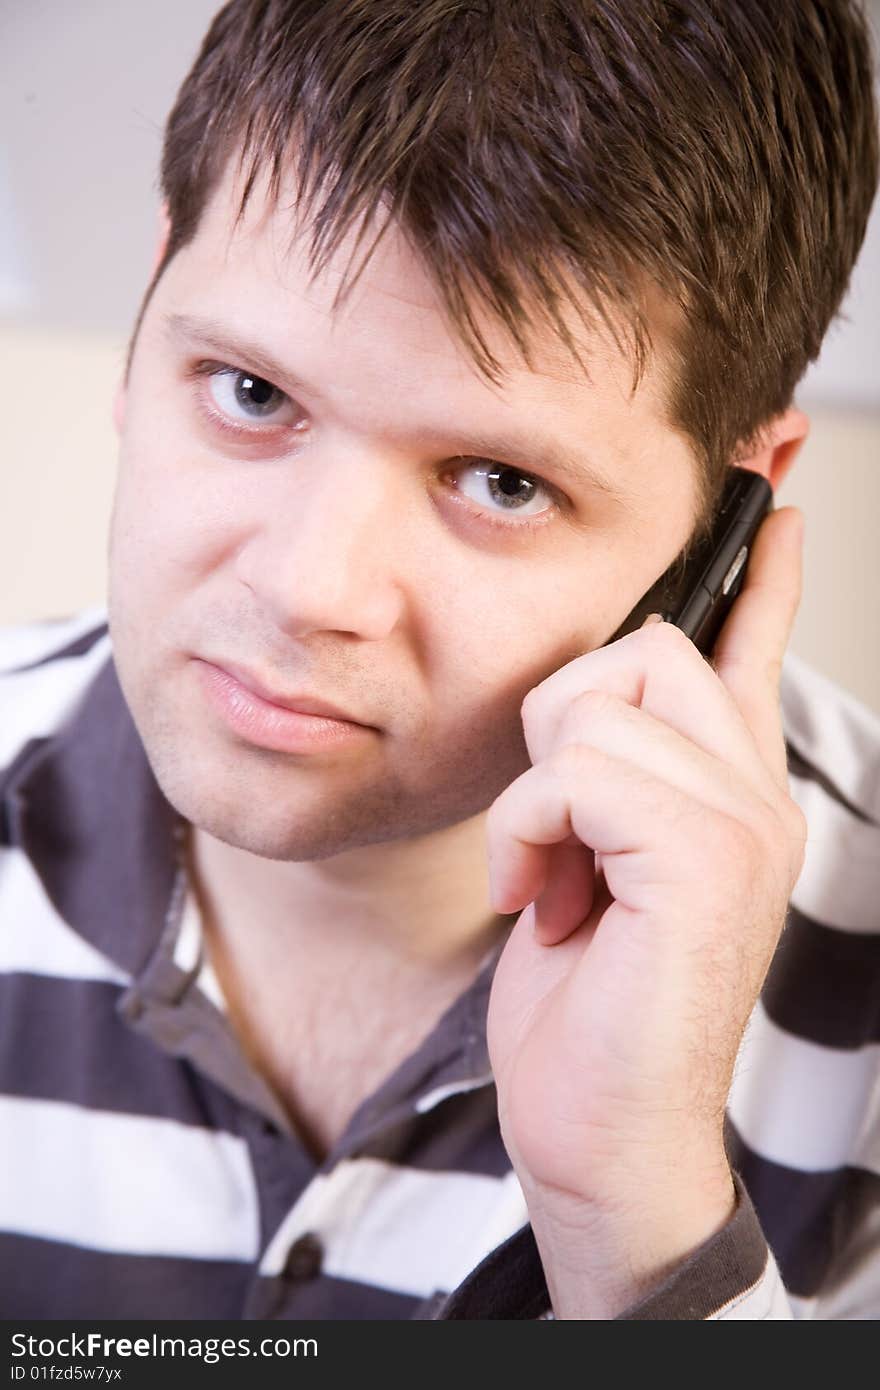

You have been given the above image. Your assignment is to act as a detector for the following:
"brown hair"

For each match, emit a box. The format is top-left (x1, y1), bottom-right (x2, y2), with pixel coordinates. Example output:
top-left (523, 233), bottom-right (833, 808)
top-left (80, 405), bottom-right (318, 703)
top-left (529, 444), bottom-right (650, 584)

top-left (128, 0), bottom-right (879, 546)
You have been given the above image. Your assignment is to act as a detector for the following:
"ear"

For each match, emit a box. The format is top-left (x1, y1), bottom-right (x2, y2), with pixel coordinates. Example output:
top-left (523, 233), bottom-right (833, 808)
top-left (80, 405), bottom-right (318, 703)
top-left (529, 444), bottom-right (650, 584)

top-left (733, 406), bottom-right (810, 493)
top-left (113, 200), bottom-right (172, 435)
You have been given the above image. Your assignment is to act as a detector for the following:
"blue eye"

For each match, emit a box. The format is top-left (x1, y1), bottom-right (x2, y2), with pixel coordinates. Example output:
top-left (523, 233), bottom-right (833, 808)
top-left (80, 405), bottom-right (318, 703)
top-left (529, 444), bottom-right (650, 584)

top-left (205, 365), bottom-right (291, 422)
top-left (189, 360), bottom-right (565, 535)
top-left (449, 459), bottom-right (560, 529)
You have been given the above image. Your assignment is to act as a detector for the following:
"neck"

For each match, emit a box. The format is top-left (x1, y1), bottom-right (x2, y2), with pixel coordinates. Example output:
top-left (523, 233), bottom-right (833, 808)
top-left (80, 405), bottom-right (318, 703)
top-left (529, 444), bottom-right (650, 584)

top-left (183, 812), bottom-right (514, 980)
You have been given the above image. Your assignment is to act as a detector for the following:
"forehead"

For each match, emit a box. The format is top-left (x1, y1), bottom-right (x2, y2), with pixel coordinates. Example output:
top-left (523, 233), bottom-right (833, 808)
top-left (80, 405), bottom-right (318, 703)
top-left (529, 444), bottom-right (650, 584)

top-left (151, 153), bottom-right (701, 541)
top-left (181, 151), bottom-right (677, 411)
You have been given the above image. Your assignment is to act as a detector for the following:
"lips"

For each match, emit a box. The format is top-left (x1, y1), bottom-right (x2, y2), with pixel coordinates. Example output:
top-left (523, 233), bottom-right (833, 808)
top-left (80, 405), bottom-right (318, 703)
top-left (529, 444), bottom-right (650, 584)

top-left (201, 659), bottom-right (369, 726)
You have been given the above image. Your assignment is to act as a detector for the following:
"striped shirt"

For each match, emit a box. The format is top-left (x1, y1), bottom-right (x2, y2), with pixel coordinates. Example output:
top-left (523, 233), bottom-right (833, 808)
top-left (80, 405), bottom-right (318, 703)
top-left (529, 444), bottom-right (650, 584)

top-left (0, 605), bottom-right (878, 1320)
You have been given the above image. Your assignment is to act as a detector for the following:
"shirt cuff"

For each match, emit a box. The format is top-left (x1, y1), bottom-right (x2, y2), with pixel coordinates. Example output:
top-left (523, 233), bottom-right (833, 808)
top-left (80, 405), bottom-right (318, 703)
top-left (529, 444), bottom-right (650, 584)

top-left (616, 1169), bottom-right (791, 1319)
top-left (422, 1169), bottom-right (791, 1320)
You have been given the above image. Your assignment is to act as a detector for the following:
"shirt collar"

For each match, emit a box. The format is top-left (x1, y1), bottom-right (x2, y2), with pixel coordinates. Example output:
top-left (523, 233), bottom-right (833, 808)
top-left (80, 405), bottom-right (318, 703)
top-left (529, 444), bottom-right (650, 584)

top-left (3, 649), bottom-right (182, 977)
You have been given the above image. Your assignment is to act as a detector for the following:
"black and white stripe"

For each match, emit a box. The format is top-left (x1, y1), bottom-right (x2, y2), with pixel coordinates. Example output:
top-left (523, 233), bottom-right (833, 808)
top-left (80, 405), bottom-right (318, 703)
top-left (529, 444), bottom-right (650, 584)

top-left (0, 610), bottom-right (533, 1318)
top-left (1, 610), bottom-right (878, 1319)
top-left (718, 651), bottom-right (880, 1317)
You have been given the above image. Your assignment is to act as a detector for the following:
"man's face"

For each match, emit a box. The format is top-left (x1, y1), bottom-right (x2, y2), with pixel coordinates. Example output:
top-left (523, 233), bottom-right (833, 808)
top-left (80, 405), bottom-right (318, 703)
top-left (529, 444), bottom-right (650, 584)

top-left (108, 157), bottom-right (699, 863)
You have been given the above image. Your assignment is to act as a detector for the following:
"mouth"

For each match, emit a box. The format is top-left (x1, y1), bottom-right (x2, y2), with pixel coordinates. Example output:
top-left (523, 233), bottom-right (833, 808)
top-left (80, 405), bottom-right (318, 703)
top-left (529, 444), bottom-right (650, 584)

top-left (199, 657), bottom-right (371, 725)
top-left (192, 659), bottom-right (378, 755)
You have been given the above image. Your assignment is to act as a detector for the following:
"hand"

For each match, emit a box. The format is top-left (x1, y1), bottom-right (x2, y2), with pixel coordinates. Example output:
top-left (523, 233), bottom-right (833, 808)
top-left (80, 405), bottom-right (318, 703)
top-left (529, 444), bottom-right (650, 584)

top-left (484, 505), bottom-right (807, 1316)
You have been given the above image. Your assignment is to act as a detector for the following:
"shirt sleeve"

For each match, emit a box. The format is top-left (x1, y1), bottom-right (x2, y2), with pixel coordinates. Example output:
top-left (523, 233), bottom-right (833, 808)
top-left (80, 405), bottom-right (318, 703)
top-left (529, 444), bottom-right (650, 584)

top-left (423, 1169), bottom-right (795, 1319)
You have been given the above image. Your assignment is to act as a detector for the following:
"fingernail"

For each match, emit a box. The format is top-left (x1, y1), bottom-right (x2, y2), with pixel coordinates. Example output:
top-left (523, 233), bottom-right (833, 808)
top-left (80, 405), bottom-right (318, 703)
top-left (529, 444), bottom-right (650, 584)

top-left (641, 612), bottom-right (664, 627)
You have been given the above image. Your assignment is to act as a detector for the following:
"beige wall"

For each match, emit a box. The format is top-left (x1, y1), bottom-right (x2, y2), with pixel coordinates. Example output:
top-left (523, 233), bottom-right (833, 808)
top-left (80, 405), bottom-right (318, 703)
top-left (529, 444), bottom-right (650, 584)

top-left (1, 322), bottom-right (878, 714)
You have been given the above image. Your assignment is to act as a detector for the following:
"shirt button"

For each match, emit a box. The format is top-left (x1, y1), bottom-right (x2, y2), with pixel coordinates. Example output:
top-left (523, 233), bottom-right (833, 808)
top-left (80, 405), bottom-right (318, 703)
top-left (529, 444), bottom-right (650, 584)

top-left (283, 1233), bottom-right (323, 1281)
top-left (121, 993), bottom-right (145, 1022)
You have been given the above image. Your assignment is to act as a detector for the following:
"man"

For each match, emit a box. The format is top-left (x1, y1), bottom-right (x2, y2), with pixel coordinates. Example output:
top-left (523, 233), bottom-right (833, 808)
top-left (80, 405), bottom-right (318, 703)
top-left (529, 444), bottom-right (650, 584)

top-left (1, 0), bottom-right (878, 1319)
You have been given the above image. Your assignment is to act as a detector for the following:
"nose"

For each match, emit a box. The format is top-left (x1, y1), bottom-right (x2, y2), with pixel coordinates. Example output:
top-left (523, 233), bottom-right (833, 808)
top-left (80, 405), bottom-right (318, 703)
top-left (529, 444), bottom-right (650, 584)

top-left (233, 445), bottom-right (411, 640)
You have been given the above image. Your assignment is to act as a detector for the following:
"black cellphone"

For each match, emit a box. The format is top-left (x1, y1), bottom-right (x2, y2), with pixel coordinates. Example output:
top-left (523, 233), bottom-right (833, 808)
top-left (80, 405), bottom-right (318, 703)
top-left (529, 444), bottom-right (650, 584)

top-left (602, 466), bottom-right (774, 657)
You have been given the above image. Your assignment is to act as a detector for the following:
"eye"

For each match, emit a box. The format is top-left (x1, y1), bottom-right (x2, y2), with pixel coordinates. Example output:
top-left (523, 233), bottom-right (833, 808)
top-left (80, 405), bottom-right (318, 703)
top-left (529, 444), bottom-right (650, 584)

top-left (193, 362), bottom-right (300, 434)
top-left (188, 362), bottom-right (566, 533)
top-left (447, 459), bottom-right (562, 530)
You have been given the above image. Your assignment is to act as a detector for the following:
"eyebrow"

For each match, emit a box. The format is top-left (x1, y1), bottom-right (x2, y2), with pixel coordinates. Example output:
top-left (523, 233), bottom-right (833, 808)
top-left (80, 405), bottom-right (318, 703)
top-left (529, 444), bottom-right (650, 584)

top-left (162, 310), bottom-right (628, 500)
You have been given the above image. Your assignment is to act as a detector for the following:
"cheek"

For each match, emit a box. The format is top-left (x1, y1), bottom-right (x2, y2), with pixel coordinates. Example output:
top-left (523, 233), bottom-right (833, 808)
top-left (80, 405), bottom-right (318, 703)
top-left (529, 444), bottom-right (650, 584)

top-left (399, 676), bottom-right (532, 822)
top-left (433, 571), bottom-right (600, 714)
top-left (421, 586), bottom-right (593, 781)
top-left (113, 367), bottom-right (242, 574)
top-left (109, 440), bottom-right (236, 598)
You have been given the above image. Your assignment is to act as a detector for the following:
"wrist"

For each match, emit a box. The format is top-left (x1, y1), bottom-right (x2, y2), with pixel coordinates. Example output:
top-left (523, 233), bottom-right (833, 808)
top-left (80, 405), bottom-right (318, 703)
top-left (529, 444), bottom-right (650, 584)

top-left (525, 1161), bottom-right (737, 1320)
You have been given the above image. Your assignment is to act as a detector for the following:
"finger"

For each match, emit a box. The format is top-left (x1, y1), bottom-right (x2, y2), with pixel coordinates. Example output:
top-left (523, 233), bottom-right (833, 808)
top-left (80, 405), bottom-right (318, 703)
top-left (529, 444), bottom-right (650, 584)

top-left (551, 688), bottom-right (777, 828)
top-left (531, 836), bottom-right (597, 946)
top-left (710, 505), bottom-right (805, 793)
top-left (522, 619), bottom-right (774, 809)
top-left (486, 743), bottom-right (758, 937)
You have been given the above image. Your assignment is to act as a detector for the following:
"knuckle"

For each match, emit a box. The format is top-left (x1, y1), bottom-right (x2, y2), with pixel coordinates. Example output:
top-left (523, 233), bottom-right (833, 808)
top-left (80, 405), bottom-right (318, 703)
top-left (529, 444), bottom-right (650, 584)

top-left (657, 803), bottom-right (727, 874)
top-left (568, 687), bottom-right (622, 722)
top-left (749, 795), bottom-right (807, 885)
top-left (754, 798), bottom-right (787, 849)
top-left (700, 805), bottom-right (765, 872)
top-left (484, 798), bottom-right (511, 854)
top-left (546, 741), bottom-right (595, 779)
top-left (519, 683), bottom-right (544, 730)
top-left (721, 809), bottom-right (762, 863)
top-left (486, 773), bottom-right (515, 817)
top-left (781, 795), bottom-right (808, 844)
